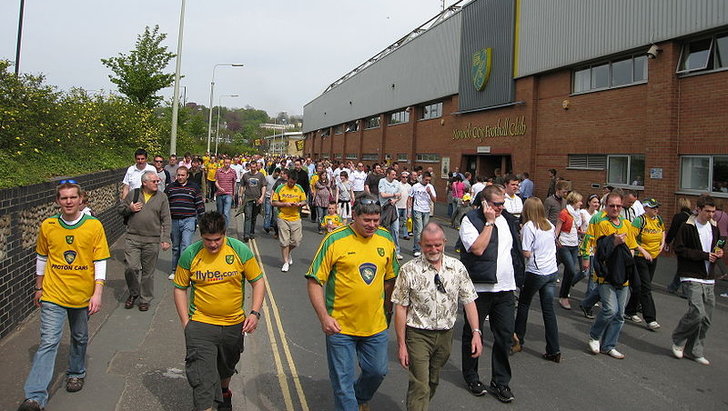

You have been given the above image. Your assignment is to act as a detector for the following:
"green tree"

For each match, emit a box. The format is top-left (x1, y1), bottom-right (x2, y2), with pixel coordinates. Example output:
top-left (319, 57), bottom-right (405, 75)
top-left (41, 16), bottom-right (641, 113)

top-left (101, 25), bottom-right (175, 108)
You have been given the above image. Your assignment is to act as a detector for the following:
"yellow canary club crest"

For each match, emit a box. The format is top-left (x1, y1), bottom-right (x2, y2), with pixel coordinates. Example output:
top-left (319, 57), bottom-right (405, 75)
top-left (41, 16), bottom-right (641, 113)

top-left (225, 255), bottom-right (234, 264)
top-left (472, 48), bottom-right (492, 91)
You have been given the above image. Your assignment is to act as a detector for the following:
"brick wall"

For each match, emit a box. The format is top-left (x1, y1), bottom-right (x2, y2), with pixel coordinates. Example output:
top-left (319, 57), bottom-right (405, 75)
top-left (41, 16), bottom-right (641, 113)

top-left (0, 168), bottom-right (126, 340)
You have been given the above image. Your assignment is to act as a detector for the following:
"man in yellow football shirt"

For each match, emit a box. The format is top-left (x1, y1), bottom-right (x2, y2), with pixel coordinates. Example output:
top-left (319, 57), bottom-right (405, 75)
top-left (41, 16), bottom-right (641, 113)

top-left (272, 169), bottom-right (307, 272)
top-left (19, 181), bottom-right (110, 411)
top-left (306, 194), bottom-right (399, 411)
top-left (173, 211), bottom-right (266, 411)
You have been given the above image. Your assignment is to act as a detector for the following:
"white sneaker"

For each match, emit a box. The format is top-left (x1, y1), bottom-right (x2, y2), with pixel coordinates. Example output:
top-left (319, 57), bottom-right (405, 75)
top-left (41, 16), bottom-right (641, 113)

top-left (281, 262), bottom-right (290, 272)
top-left (627, 314), bottom-right (642, 323)
top-left (396, 254), bottom-right (403, 260)
top-left (413, 251), bottom-right (421, 257)
top-left (605, 348), bottom-right (625, 359)
top-left (588, 338), bottom-right (600, 354)
top-left (671, 344), bottom-right (684, 359)
top-left (168, 273), bottom-right (175, 280)
top-left (691, 356), bottom-right (710, 366)
top-left (646, 321), bottom-right (661, 330)
top-left (288, 256), bottom-right (293, 265)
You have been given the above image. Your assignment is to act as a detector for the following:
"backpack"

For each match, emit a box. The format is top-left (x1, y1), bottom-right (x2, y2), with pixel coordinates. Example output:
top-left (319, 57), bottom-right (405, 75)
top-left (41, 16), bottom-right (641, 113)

top-left (122, 188), bottom-right (140, 225)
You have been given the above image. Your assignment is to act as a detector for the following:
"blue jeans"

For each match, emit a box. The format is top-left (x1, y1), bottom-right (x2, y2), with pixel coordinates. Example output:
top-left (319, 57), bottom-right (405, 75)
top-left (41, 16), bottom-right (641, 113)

top-left (216, 194), bottom-right (232, 228)
top-left (557, 246), bottom-right (579, 298)
top-left (514, 272), bottom-right (560, 355)
top-left (244, 200), bottom-right (262, 238)
top-left (387, 218), bottom-right (400, 254)
top-left (24, 302), bottom-right (89, 407)
top-left (412, 211), bottom-right (430, 253)
top-left (263, 197), bottom-right (277, 232)
top-left (397, 209), bottom-right (408, 238)
top-left (171, 217), bottom-right (196, 272)
top-left (589, 283), bottom-right (629, 352)
top-left (579, 256), bottom-right (600, 309)
top-left (326, 331), bottom-right (388, 411)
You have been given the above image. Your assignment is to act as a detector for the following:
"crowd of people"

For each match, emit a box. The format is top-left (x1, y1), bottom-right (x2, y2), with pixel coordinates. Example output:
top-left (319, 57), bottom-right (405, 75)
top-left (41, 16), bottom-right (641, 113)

top-left (16, 150), bottom-right (728, 411)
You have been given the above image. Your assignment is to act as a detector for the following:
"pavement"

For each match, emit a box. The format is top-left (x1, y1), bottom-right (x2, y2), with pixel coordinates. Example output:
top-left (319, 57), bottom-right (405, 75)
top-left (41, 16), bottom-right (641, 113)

top-left (2, 203), bottom-right (728, 410)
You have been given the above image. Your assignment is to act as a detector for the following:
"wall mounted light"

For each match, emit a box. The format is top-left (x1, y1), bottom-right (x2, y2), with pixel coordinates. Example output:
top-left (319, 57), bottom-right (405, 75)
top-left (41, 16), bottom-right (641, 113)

top-left (646, 44), bottom-right (660, 59)
top-left (562, 99), bottom-right (570, 110)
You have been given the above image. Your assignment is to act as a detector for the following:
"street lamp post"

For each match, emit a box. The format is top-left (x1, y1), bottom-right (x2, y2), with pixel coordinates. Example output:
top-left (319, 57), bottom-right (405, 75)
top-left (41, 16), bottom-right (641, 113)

top-left (215, 94), bottom-right (239, 154)
top-left (207, 64), bottom-right (244, 153)
top-left (169, 0), bottom-right (186, 156)
top-left (15, 0), bottom-right (26, 75)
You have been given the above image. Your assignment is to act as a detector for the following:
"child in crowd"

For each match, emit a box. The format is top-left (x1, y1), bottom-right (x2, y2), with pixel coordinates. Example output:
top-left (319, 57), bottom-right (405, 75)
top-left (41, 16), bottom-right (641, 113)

top-left (451, 193), bottom-right (472, 229)
top-left (321, 201), bottom-right (344, 234)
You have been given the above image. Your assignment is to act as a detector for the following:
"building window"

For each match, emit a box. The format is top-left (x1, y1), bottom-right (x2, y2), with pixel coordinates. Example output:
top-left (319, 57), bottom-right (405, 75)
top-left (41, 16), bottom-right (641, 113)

top-left (365, 116), bottom-right (380, 129)
top-left (567, 154), bottom-right (606, 170)
top-left (680, 155), bottom-right (728, 193)
top-left (416, 153), bottom-right (440, 163)
top-left (677, 32), bottom-right (728, 74)
top-left (573, 55), bottom-right (647, 93)
top-left (334, 124), bottom-right (344, 135)
top-left (607, 154), bottom-right (645, 187)
top-left (320, 129), bottom-right (330, 137)
top-left (389, 109), bottom-right (409, 125)
top-left (419, 102), bottom-right (443, 120)
top-left (334, 153), bottom-right (342, 159)
top-left (345, 121), bottom-right (358, 132)
top-left (397, 153), bottom-right (409, 162)
top-left (345, 153), bottom-right (358, 160)
top-left (361, 153), bottom-right (378, 161)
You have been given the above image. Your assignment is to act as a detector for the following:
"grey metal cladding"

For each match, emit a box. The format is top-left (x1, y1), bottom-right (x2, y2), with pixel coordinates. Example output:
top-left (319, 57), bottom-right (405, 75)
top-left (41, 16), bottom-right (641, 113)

top-left (458, 0), bottom-right (516, 111)
top-left (302, 14), bottom-right (462, 133)
top-left (517, 0), bottom-right (728, 77)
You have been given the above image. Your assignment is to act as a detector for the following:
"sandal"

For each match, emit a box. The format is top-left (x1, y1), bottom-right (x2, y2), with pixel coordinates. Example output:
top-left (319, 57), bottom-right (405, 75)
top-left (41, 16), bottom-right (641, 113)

top-left (66, 377), bottom-right (84, 392)
top-left (124, 295), bottom-right (138, 309)
top-left (138, 303), bottom-right (150, 312)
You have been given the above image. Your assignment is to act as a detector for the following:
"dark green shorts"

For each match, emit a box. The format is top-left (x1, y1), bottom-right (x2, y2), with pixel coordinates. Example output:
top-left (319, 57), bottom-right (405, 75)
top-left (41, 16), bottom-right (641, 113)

top-left (184, 320), bottom-right (244, 410)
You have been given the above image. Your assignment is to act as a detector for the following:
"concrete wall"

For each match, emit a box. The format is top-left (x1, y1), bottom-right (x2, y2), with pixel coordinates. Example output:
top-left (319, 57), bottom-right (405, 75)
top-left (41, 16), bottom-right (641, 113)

top-left (0, 168), bottom-right (126, 340)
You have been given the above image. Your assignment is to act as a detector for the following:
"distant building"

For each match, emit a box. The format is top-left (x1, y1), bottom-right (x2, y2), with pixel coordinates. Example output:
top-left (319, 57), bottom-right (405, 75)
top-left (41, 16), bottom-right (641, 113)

top-left (265, 131), bottom-right (304, 156)
top-left (302, 0), bottom-right (728, 217)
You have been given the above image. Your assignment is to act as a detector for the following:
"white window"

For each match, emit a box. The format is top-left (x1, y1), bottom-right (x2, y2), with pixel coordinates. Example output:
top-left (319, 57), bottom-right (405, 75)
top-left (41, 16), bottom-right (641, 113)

top-left (419, 102), bottom-right (443, 120)
top-left (361, 153), bottom-right (378, 161)
top-left (680, 155), bottom-right (728, 193)
top-left (573, 55), bottom-right (647, 93)
top-left (607, 154), bottom-right (644, 187)
top-left (416, 153), bottom-right (440, 163)
top-left (389, 109), bottom-right (409, 125)
top-left (345, 153), bottom-right (358, 160)
top-left (397, 153), bottom-right (409, 162)
top-left (365, 116), bottom-right (380, 129)
top-left (678, 32), bottom-right (728, 74)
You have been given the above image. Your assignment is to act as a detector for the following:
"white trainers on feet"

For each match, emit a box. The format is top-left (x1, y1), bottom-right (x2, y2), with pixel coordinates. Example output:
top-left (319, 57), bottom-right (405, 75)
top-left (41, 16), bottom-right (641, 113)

top-left (281, 262), bottom-right (290, 272)
top-left (288, 256), bottom-right (293, 265)
top-left (671, 344), bottom-right (684, 359)
top-left (605, 349), bottom-right (625, 359)
top-left (627, 314), bottom-right (642, 323)
top-left (588, 339), bottom-right (600, 354)
top-left (646, 321), bottom-right (661, 330)
top-left (691, 356), bottom-right (710, 366)
top-left (168, 273), bottom-right (175, 280)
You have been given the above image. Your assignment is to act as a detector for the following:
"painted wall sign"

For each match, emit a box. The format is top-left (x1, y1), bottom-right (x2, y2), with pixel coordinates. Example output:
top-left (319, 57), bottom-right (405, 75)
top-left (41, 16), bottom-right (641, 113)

top-left (452, 116), bottom-right (527, 141)
top-left (472, 48), bottom-right (492, 91)
top-left (477, 146), bottom-right (491, 153)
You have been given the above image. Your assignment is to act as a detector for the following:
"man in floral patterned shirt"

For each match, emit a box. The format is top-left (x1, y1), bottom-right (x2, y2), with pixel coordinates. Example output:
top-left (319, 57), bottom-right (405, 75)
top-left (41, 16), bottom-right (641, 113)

top-left (392, 222), bottom-right (482, 410)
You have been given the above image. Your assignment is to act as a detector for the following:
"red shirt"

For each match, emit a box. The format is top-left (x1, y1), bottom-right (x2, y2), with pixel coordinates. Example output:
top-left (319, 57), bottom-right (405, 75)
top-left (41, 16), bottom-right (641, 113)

top-left (215, 167), bottom-right (237, 195)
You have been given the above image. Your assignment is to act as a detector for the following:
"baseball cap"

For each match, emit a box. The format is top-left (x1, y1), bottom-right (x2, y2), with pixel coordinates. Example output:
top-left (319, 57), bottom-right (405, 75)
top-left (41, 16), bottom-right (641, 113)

top-left (643, 198), bottom-right (661, 208)
top-left (462, 194), bottom-right (472, 202)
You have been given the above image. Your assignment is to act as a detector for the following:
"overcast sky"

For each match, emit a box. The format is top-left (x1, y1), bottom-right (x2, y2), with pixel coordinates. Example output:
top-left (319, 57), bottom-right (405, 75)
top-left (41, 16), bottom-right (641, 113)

top-left (1, 0), bottom-right (450, 116)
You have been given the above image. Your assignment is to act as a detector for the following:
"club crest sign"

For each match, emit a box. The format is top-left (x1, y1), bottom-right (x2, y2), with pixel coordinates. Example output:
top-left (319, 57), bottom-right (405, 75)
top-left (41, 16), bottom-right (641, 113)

top-left (471, 48), bottom-right (492, 91)
top-left (359, 263), bottom-right (377, 285)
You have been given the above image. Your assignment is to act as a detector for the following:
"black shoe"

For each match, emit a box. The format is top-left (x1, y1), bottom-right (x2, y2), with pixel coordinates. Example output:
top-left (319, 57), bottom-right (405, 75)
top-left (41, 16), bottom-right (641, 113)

top-left (467, 380), bottom-right (487, 396)
top-left (264, 227), bottom-right (270, 234)
top-left (219, 389), bottom-right (232, 411)
top-left (18, 399), bottom-right (42, 411)
top-left (124, 295), bottom-right (138, 309)
top-left (580, 304), bottom-right (595, 319)
top-left (243, 237), bottom-right (250, 243)
top-left (66, 377), bottom-right (84, 392)
top-left (488, 382), bottom-right (514, 403)
top-left (542, 352), bottom-right (561, 363)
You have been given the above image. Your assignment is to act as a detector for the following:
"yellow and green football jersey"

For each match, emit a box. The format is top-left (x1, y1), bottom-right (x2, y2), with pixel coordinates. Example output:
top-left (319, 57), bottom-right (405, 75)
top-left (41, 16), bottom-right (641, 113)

top-left (174, 237), bottom-right (263, 326)
top-left (272, 183), bottom-right (307, 221)
top-left (36, 214), bottom-right (110, 308)
top-left (632, 215), bottom-right (665, 259)
top-left (306, 226), bottom-right (399, 337)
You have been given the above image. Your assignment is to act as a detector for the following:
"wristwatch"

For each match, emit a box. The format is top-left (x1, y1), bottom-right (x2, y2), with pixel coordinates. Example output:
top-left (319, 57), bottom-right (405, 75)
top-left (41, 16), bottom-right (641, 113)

top-left (473, 328), bottom-right (482, 335)
top-left (249, 310), bottom-right (261, 319)
top-left (484, 222), bottom-right (494, 227)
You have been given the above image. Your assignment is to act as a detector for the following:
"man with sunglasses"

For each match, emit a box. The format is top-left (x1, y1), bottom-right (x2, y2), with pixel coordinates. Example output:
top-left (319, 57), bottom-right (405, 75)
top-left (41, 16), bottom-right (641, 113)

top-left (457, 185), bottom-right (523, 403)
top-left (118, 171), bottom-right (171, 312)
top-left (306, 194), bottom-right (398, 411)
top-left (392, 222), bottom-right (481, 410)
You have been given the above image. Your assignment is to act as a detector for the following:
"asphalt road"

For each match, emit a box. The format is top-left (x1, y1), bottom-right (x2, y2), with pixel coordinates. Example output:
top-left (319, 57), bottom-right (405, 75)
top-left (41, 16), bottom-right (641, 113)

top-left (5, 208), bottom-right (728, 410)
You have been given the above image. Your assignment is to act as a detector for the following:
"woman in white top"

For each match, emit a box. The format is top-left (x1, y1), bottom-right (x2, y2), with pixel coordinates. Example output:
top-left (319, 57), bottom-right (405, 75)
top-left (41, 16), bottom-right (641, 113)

top-left (335, 171), bottom-right (354, 224)
top-left (512, 197), bottom-right (561, 362)
top-left (555, 191), bottom-right (583, 310)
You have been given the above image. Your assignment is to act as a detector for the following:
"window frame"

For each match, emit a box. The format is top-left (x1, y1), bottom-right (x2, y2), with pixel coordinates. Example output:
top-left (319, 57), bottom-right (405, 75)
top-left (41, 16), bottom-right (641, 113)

top-left (361, 153), bottom-right (379, 161)
top-left (397, 153), bottom-right (409, 162)
top-left (419, 102), bottom-right (443, 120)
top-left (364, 116), bottom-right (381, 129)
top-left (606, 154), bottom-right (644, 189)
top-left (389, 109), bottom-right (410, 126)
top-left (416, 153), bottom-right (440, 163)
top-left (679, 155), bottom-right (728, 195)
top-left (567, 154), bottom-right (606, 170)
top-left (572, 54), bottom-right (648, 94)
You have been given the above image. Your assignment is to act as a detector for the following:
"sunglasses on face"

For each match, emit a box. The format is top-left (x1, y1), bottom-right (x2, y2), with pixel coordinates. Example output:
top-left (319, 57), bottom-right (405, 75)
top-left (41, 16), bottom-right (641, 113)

top-left (607, 204), bottom-right (622, 208)
top-left (488, 201), bottom-right (505, 207)
top-left (434, 274), bottom-right (446, 293)
top-left (358, 198), bottom-right (377, 205)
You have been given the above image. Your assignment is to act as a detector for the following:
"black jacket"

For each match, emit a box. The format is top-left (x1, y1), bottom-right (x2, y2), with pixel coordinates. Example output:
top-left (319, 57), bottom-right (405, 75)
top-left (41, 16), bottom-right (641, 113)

top-left (673, 215), bottom-right (720, 280)
top-left (458, 209), bottom-right (525, 287)
top-left (594, 234), bottom-right (637, 288)
top-left (666, 209), bottom-right (691, 245)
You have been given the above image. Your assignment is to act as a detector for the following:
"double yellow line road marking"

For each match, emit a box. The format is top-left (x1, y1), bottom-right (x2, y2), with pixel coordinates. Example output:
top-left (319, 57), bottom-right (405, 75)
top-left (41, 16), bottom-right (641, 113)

top-left (250, 240), bottom-right (309, 411)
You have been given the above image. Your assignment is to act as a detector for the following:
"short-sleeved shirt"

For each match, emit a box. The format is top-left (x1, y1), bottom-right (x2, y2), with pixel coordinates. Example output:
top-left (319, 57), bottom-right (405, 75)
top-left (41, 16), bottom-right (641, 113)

top-left (215, 167), bottom-right (237, 195)
top-left (580, 212), bottom-right (637, 285)
top-left (122, 163), bottom-right (156, 190)
top-left (273, 184), bottom-right (307, 221)
top-left (378, 178), bottom-right (400, 206)
top-left (350, 170), bottom-right (368, 192)
top-left (633, 215), bottom-right (665, 259)
top-left (206, 162), bottom-right (219, 181)
top-left (321, 214), bottom-right (344, 230)
top-left (305, 226), bottom-right (399, 336)
top-left (410, 183), bottom-right (436, 213)
top-left (173, 237), bottom-right (263, 326)
top-left (521, 220), bottom-right (557, 275)
top-left (391, 255), bottom-right (476, 330)
top-left (504, 193), bottom-right (523, 216)
top-left (242, 171), bottom-right (267, 201)
top-left (37, 214), bottom-right (110, 308)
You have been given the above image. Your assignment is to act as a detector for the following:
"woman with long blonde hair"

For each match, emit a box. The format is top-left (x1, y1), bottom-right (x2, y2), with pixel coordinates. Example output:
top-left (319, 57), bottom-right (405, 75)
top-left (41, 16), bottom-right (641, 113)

top-left (512, 197), bottom-right (561, 362)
